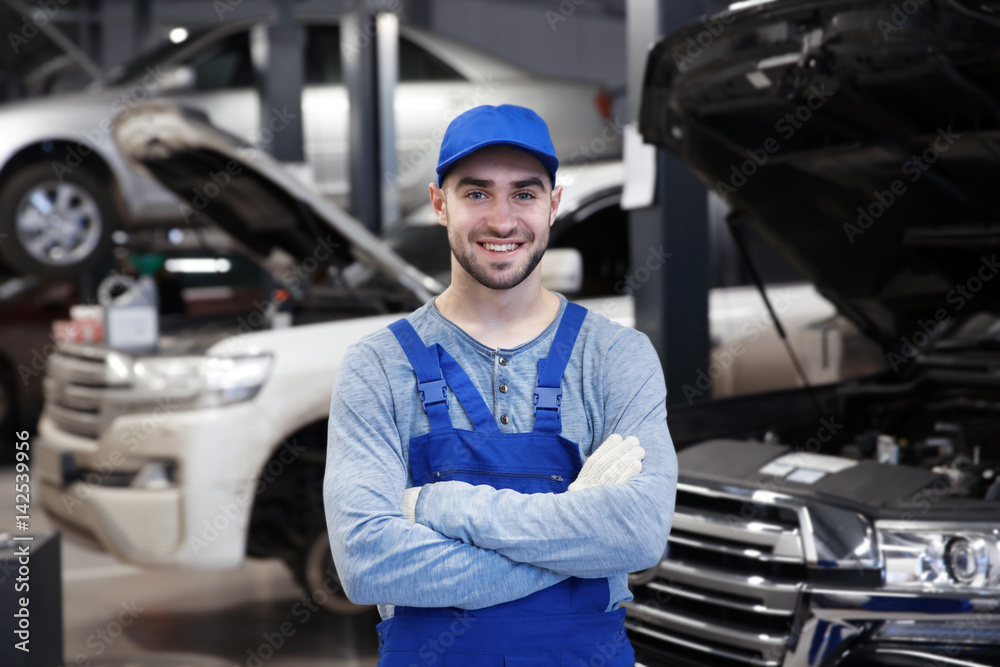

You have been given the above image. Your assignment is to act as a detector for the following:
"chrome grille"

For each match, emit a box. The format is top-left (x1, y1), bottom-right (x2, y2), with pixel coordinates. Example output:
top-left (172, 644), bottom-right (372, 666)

top-left (43, 346), bottom-right (128, 439)
top-left (625, 483), bottom-right (805, 667)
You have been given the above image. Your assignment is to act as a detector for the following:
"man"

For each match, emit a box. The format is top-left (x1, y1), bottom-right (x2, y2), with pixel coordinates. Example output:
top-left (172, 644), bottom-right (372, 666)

top-left (325, 104), bottom-right (676, 666)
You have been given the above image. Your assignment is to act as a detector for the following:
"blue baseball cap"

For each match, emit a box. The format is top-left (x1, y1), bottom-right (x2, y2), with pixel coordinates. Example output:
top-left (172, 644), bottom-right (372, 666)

top-left (436, 104), bottom-right (559, 187)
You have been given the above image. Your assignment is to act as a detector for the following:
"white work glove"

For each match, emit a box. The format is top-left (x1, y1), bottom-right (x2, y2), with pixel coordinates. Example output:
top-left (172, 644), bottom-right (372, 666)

top-left (401, 486), bottom-right (421, 523)
top-left (568, 434), bottom-right (644, 491)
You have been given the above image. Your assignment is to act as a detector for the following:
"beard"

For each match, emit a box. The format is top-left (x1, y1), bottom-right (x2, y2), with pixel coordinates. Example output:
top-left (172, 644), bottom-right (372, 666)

top-left (447, 214), bottom-right (549, 291)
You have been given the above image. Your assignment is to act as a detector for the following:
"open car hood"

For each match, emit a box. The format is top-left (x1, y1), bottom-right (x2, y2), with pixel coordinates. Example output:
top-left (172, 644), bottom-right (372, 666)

top-left (640, 0), bottom-right (1000, 347)
top-left (112, 101), bottom-right (445, 303)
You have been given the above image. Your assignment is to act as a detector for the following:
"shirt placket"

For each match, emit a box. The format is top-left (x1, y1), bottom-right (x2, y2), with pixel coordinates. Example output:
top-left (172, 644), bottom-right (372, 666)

top-left (493, 347), bottom-right (512, 430)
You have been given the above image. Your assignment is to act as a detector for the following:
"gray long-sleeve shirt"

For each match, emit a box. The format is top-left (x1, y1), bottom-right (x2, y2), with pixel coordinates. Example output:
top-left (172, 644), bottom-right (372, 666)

top-left (324, 292), bottom-right (677, 621)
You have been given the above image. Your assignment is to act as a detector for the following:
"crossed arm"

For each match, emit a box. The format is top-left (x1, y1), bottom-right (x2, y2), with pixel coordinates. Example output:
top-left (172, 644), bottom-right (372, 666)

top-left (324, 330), bottom-right (677, 609)
top-left (325, 342), bottom-right (572, 609)
top-left (410, 333), bottom-right (676, 579)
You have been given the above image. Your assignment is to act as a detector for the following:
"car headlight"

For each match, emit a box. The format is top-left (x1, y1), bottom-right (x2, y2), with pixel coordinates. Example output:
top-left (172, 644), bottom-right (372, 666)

top-left (131, 353), bottom-right (272, 407)
top-left (876, 522), bottom-right (1000, 590)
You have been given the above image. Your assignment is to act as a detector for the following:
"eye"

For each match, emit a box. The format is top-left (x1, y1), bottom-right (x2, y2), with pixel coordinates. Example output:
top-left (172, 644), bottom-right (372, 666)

top-left (514, 191), bottom-right (536, 200)
top-left (465, 190), bottom-right (487, 200)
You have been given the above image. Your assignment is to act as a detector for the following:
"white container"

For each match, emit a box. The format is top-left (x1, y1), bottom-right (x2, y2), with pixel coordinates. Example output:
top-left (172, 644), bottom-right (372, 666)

top-left (103, 275), bottom-right (159, 354)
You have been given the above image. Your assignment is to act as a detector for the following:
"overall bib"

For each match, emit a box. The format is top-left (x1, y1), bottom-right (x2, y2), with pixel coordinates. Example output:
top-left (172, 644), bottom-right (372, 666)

top-left (379, 302), bottom-right (635, 667)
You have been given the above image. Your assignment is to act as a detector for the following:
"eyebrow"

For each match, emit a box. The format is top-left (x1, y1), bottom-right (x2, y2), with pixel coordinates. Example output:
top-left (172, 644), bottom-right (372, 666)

top-left (453, 176), bottom-right (547, 190)
top-left (514, 177), bottom-right (546, 190)
top-left (455, 177), bottom-right (493, 189)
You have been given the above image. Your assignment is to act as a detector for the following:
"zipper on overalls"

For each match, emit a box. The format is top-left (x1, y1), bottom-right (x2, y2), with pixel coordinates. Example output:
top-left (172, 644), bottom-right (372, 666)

top-left (435, 469), bottom-right (565, 482)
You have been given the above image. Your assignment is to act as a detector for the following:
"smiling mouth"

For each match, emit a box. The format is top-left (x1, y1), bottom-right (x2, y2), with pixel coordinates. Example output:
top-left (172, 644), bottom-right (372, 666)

top-left (479, 242), bottom-right (523, 253)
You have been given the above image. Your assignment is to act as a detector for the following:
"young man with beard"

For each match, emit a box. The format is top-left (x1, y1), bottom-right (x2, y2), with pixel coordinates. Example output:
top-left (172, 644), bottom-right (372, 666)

top-left (325, 104), bottom-right (676, 666)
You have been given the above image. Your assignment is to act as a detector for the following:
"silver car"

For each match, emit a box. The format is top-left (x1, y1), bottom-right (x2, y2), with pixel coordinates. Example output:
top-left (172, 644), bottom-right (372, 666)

top-left (0, 16), bottom-right (618, 278)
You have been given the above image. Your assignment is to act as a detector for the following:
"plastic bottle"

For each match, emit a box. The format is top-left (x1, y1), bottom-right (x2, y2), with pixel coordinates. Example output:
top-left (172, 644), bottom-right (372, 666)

top-left (103, 273), bottom-right (160, 354)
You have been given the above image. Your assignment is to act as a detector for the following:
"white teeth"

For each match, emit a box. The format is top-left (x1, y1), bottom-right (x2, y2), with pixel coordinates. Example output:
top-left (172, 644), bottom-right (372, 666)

top-left (482, 243), bottom-right (520, 252)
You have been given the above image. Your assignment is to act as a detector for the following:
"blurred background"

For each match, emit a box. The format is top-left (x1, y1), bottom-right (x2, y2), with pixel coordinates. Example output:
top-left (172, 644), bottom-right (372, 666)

top-left (6, 0), bottom-right (994, 666)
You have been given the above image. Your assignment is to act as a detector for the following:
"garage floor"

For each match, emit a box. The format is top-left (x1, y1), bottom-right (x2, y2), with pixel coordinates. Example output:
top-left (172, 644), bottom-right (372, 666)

top-left (0, 467), bottom-right (380, 667)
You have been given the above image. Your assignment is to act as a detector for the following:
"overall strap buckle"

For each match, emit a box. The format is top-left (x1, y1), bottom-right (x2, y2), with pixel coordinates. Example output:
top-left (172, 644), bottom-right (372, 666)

top-left (387, 318), bottom-right (452, 430)
top-left (418, 378), bottom-right (448, 412)
top-left (533, 385), bottom-right (562, 417)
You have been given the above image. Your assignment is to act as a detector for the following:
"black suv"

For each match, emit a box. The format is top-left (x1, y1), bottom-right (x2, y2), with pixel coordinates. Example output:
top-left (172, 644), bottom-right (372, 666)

top-left (631, 1), bottom-right (1000, 666)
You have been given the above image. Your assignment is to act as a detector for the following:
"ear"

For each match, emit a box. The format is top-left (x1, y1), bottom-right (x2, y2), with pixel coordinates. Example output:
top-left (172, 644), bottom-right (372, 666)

top-left (549, 184), bottom-right (563, 226)
top-left (429, 183), bottom-right (448, 226)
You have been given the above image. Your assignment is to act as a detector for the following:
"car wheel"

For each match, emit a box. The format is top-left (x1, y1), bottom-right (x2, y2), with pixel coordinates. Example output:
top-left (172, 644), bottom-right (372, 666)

top-left (289, 530), bottom-right (372, 616)
top-left (0, 163), bottom-right (117, 279)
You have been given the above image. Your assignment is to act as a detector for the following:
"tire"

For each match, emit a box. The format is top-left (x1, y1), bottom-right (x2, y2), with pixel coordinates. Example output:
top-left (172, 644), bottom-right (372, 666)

top-left (288, 529), bottom-right (373, 616)
top-left (0, 163), bottom-right (117, 279)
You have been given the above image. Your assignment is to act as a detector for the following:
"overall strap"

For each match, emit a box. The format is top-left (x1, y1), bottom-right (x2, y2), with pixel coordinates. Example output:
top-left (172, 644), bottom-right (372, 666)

top-left (387, 319), bottom-right (452, 430)
top-left (534, 302), bottom-right (588, 433)
top-left (433, 345), bottom-right (502, 434)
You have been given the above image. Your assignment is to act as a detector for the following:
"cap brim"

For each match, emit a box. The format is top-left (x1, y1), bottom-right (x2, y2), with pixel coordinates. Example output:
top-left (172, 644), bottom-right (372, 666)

top-left (436, 140), bottom-right (559, 186)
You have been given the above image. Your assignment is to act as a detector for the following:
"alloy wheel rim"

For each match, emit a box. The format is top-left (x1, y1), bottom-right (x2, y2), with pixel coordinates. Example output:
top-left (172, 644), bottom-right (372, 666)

top-left (16, 180), bottom-right (103, 266)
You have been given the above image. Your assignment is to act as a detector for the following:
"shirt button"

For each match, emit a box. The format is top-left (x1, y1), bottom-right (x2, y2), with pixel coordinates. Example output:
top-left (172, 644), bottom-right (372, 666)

top-left (499, 357), bottom-right (507, 366)
top-left (499, 384), bottom-right (508, 393)
top-left (500, 414), bottom-right (509, 425)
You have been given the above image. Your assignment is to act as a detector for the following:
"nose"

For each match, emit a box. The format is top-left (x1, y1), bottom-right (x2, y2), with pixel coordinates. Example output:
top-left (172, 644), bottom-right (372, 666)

top-left (484, 197), bottom-right (521, 236)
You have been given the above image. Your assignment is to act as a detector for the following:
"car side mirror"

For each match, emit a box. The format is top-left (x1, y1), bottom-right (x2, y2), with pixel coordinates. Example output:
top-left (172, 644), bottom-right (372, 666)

top-left (158, 65), bottom-right (195, 91)
top-left (541, 248), bottom-right (583, 294)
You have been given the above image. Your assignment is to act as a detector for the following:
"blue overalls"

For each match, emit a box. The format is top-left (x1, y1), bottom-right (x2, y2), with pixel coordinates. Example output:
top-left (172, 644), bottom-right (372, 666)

top-left (380, 302), bottom-right (635, 666)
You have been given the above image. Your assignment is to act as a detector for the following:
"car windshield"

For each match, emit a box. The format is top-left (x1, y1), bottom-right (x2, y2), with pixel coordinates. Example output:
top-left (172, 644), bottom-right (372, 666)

top-left (105, 28), bottom-right (215, 85)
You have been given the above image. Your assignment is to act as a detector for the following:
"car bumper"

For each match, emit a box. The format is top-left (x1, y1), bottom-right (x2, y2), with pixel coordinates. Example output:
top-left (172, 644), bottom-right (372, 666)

top-left (630, 588), bottom-right (1000, 667)
top-left (36, 399), bottom-right (282, 568)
